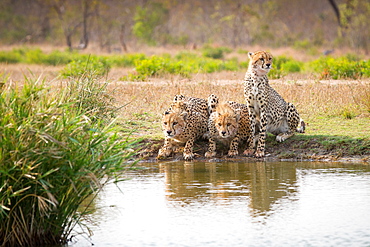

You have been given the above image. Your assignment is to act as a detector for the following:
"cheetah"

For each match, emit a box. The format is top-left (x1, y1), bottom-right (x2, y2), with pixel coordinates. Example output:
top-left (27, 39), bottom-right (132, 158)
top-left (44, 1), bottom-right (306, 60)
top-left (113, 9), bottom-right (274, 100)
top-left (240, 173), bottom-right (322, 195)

top-left (205, 94), bottom-right (258, 158)
top-left (243, 51), bottom-right (305, 157)
top-left (157, 95), bottom-right (209, 160)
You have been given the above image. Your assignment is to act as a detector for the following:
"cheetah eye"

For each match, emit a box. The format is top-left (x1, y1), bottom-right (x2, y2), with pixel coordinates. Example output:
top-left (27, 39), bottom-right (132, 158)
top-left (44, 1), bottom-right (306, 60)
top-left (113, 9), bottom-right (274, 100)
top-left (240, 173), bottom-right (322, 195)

top-left (173, 122), bottom-right (178, 126)
top-left (259, 58), bottom-right (264, 61)
top-left (164, 122), bottom-right (167, 125)
top-left (218, 123), bottom-right (222, 126)
top-left (227, 123), bottom-right (231, 126)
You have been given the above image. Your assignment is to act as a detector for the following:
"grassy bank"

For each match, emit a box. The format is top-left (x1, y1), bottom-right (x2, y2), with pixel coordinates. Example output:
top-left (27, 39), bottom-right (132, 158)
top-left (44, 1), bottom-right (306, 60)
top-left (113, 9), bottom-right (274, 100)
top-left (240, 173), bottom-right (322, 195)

top-left (108, 78), bottom-right (370, 162)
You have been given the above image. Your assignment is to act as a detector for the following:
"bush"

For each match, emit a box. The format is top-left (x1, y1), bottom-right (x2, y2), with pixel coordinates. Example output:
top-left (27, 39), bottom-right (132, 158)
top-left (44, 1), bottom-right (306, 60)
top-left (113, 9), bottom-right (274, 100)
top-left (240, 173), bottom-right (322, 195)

top-left (268, 56), bottom-right (304, 79)
top-left (281, 60), bottom-right (303, 73)
top-left (0, 50), bottom-right (22, 63)
top-left (202, 45), bottom-right (232, 59)
top-left (106, 53), bottom-right (147, 67)
top-left (0, 77), bottom-right (136, 246)
top-left (309, 56), bottom-right (370, 79)
top-left (60, 56), bottom-right (110, 78)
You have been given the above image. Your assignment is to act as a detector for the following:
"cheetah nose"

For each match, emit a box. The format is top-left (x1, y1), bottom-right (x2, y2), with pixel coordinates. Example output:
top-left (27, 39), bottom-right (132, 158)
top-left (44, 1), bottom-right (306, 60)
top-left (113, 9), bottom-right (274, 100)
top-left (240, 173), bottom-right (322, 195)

top-left (167, 130), bottom-right (172, 135)
top-left (266, 63), bottom-right (271, 68)
top-left (221, 131), bottom-right (227, 136)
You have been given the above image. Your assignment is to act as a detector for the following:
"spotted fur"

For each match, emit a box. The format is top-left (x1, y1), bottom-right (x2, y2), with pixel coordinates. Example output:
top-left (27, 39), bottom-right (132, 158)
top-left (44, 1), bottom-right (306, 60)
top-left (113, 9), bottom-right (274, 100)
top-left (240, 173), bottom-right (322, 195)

top-left (243, 51), bottom-right (305, 157)
top-left (157, 95), bottom-right (209, 160)
top-left (205, 94), bottom-right (257, 158)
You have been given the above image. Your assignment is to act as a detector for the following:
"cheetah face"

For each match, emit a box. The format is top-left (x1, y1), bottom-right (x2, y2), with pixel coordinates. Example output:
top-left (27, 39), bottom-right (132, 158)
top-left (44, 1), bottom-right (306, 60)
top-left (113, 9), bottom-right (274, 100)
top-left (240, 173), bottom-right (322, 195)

top-left (248, 51), bottom-right (273, 76)
top-left (162, 111), bottom-right (187, 138)
top-left (213, 112), bottom-right (239, 138)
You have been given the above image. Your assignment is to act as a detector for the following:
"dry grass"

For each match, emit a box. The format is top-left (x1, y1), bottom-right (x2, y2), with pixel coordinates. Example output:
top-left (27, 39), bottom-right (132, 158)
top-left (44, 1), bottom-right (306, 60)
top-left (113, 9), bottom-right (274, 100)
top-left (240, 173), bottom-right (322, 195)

top-left (2, 64), bottom-right (370, 141)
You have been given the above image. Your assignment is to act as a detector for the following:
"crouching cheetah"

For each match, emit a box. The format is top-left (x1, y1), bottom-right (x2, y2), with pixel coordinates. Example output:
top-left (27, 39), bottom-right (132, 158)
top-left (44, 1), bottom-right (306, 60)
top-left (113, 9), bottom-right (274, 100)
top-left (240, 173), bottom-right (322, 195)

top-left (157, 95), bottom-right (209, 160)
top-left (243, 51), bottom-right (305, 157)
top-left (205, 94), bottom-right (258, 158)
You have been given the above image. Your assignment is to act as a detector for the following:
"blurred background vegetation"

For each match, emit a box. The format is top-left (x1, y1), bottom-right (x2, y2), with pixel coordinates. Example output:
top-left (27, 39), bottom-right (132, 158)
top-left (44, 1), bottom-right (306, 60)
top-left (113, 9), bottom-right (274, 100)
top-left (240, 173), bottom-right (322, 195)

top-left (0, 0), bottom-right (369, 53)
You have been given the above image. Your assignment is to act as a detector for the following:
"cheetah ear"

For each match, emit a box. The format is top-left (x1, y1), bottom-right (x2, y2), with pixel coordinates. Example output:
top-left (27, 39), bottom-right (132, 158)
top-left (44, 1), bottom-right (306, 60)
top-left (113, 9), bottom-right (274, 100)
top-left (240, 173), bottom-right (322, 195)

top-left (164, 110), bottom-right (170, 115)
top-left (180, 111), bottom-right (188, 120)
top-left (248, 52), bottom-right (254, 59)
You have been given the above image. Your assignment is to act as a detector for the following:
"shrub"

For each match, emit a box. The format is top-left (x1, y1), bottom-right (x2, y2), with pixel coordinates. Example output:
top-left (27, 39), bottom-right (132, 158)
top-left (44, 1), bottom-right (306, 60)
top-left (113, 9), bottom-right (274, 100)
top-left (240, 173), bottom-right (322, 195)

top-left (309, 56), bottom-right (370, 79)
top-left (42, 50), bottom-right (76, 65)
top-left (60, 56), bottom-right (110, 79)
top-left (0, 50), bottom-right (22, 63)
top-left (202, 45), bottom-right (232, 59)
top-left (269, 56), bottom-right (291, 79)
top-left (0, 77), bottom-right (136, 246)
top-left (106, 53), bottom-right (147, 67)
top-left (281, 60), bottom-right (303, 73)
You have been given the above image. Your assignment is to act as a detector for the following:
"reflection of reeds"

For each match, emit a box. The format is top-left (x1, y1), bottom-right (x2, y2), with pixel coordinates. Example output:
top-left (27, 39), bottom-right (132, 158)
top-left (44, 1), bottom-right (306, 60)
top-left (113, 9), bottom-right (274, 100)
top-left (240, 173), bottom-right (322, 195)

top-left (0, 75), bottom-right (136, 246)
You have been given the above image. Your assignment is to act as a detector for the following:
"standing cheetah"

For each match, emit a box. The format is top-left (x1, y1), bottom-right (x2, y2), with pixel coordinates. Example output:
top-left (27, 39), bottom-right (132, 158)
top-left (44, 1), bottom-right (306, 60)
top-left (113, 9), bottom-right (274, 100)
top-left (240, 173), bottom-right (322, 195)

top-left (243, 51), bottom-right (305, 157)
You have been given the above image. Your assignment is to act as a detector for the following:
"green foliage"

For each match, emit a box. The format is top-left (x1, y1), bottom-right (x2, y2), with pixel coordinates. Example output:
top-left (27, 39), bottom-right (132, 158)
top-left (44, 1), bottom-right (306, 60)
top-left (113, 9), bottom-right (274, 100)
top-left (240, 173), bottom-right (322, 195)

top-left (0, 48), bottom-right (78, 65)
top-left (340, 107), bottom-right (356, 119)
top-left (123, 52), bottom-right (241, 80)
top-left (0, 50), bottom-right (22, 63)
top-left (106, 53), bottom-right (147, 67)
top-left (60, 56), bottom-right (111, 79)
top-left (281, 60), bottom-right (303, 73)
top-left (133, 2), bottom-right (169, 45)
top-left (269, 56), bottom-right (303, 79)
top-left (66, 73), bottom-right (117, 122)
top-left (309, 56), bottom-right (370, 79)
top-left (0, 77), bottom-right (136, 246)
top-left (202, 45), bottom-right (232, 59)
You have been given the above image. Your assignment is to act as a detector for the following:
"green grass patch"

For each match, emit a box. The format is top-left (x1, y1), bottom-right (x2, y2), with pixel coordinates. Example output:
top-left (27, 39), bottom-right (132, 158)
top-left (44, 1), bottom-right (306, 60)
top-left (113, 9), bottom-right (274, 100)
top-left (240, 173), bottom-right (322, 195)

top-left (309, 56), bottom-right (370, 79)
top-left (1, 47), bottom-right (370, 81)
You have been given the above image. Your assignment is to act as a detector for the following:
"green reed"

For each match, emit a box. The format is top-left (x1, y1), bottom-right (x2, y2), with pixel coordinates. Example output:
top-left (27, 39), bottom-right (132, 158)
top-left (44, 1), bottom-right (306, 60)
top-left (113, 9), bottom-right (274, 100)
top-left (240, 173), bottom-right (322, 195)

top-left (0, 75), bottom-right (137, 246)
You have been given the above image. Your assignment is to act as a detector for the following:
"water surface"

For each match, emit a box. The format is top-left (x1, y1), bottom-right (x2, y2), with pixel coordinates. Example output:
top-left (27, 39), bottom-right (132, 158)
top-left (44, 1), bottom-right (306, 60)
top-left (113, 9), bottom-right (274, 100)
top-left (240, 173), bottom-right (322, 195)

top-left (70, 161), bottom-right (370, 247)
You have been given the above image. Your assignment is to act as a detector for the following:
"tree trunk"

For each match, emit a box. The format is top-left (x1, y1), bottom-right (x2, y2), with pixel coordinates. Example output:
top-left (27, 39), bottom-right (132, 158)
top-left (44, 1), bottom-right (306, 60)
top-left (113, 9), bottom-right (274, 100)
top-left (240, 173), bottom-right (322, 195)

top-left (120, 24), bottom-right (128, 52)
top-left (79, 0), bottom-right (89, 49)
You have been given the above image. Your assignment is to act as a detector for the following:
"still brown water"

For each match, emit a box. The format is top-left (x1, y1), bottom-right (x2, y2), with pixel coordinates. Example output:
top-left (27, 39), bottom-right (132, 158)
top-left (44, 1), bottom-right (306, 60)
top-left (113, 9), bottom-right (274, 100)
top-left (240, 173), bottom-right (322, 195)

top-left (70, 161), bottom-right (370, 247)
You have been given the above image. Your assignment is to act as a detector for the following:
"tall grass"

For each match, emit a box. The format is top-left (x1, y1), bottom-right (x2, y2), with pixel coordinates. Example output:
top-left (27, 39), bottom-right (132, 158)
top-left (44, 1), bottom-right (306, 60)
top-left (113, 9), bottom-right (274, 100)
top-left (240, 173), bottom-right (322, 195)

top-left (0, 73), bottom-right (137, 246)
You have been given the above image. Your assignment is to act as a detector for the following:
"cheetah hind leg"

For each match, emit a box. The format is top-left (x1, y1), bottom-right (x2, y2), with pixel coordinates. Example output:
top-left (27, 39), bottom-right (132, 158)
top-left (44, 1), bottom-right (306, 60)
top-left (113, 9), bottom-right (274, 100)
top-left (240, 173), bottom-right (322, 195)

top-left (276, 103), bottom-right (304, 142)
top-left (276, 131), bottom-right (295, 142)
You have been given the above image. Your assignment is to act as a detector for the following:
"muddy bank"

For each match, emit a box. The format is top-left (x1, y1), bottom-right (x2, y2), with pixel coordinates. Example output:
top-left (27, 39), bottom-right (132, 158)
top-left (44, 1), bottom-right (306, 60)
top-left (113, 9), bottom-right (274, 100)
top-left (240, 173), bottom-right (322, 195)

top-left (136, 137), bottom-right (370, 164)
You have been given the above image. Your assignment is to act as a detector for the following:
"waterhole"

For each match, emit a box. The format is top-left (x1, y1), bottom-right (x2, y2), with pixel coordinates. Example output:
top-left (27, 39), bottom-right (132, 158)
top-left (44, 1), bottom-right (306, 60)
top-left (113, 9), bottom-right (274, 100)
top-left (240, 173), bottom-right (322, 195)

top-left (71, 161), bottom-right (370, 247)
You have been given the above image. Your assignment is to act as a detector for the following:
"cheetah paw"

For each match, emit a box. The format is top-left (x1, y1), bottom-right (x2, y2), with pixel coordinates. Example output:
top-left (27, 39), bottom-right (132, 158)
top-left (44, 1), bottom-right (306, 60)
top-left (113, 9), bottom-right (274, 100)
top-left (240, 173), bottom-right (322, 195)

top-left (243, 149), bottom-right (255, 156)
top-left (183, 152), bottom-right (194, 160)
top-left (255, 150), bottom-right (265, 158)
top-left (205, 151), bottom-right (216, 158)
top-left (227, 150), bottom-right (238, 157)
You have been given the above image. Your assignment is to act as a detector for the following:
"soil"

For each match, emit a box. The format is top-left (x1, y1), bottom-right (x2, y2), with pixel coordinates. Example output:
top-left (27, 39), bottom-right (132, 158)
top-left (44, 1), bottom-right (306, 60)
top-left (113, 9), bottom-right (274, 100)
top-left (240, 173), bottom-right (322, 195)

top-left (135, 136), bottom-right (370, 164)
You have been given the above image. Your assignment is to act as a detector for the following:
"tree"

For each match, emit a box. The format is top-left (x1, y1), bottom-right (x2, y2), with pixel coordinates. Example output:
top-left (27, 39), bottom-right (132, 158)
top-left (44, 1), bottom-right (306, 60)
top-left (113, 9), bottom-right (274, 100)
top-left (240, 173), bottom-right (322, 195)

top-left (132, 2), bottom-right (169, 45)
top-left (52, 0), bottom-right (98, 50)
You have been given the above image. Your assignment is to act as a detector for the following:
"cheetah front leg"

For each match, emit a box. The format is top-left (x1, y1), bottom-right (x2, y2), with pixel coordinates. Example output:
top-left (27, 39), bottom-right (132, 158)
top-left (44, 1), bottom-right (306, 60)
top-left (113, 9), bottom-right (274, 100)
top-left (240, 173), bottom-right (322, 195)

top-left (227, 135), bottom-right (240, 157)
top-left (157, 138), bottom-right (174, 159)
top-left (255, 107), bottom-right (268, 158)
top-left (205, 137), bottom-right (217, 158)
top-left (183, 137), bottom-right (196, 160)
top-left (243, 104), bottom-right (257, 156)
